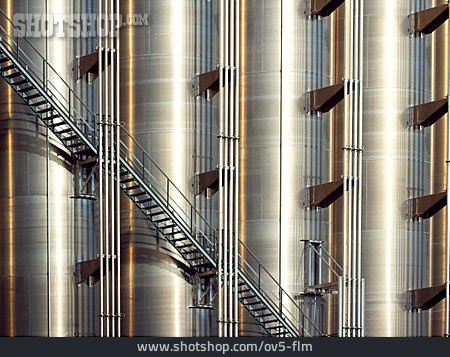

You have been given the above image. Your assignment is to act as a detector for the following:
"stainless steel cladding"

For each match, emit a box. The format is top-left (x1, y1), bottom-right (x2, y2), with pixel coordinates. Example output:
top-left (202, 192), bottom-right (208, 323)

top-left (430, 0), bottom-right (448, 338)
top-left (333, 0), bottom-right (432, 336)
top-left (0, 0), bottom-right (98, 336)
top-left (119, 0), bottom-right (219, 336)
top-left (240, 1), bottom-right (333, 335)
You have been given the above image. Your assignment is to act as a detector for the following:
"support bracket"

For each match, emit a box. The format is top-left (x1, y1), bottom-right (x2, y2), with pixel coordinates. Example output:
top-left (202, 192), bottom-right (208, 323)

top-left (306, 0), bottom-right (346, 18)
top-left (75, 257), bottom-right (112, 287)
top-left (409, 191), bottom-right (447, 220)
top-left (306, 179), bottom-right (345, 209)
top-left (73, 50), bottom-right (114, 83)
top-left (410, 97), bottom-right (448, 128)
top-left (193, 69), bottom-right (220, 100)
top-left (195, 169), bottom-right (226, 198)
top-left (408, 284), bottom-right (446, 311)
top-left (409, 4), bottom-right (449, 36)
top-left (306, 83), bottom-right (345, 114)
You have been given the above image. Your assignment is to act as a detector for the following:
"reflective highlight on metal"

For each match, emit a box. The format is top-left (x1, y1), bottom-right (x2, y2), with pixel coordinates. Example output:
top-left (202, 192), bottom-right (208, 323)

top-left (119, 0), bottom-right (219, 336)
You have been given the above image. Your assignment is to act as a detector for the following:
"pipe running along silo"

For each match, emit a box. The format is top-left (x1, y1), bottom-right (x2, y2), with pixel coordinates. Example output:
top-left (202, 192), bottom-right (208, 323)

top-left (119, 0), bottom-right (219, 336)
top-left (333, 0), bottom-right (432, 336)
top-left (240, 0), bottom-right (334, 335)
top-left (0, 0), bottom-right (98, 336)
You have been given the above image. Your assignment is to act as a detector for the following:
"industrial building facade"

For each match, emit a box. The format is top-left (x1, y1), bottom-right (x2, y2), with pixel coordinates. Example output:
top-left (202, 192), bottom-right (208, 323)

top-left (0, 0), bottom-right (449, 337)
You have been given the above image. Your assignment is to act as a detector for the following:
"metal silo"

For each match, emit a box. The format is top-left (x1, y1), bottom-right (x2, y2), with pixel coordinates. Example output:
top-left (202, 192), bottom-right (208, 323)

top-left (239, 0), bottom-right (333, 335)
top-left (0, 0), bottom-right (98, 336)
top-left (430, 0), bottom-right (448, 338)
top-left (119, 0), bottom-right (219, 336)
top-left (333, 0), bottom-right (433, 336)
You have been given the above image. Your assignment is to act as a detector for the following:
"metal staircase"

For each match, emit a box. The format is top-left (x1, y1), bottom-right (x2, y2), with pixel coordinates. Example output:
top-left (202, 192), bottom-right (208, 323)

top-left (0, 9), bottom-right (322, 337)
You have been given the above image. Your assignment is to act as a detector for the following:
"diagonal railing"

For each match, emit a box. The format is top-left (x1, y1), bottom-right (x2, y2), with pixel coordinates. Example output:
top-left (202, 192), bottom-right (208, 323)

top-left (0, 8), bottom-right (322, 337)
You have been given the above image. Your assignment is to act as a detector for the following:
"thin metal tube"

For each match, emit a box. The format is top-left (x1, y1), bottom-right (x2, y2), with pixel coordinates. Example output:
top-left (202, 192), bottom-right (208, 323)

top-left (234, 0), bottom-right (240, 338)
top-left (98, 0), bottom-right (104, 338)
top-left (338, 276), bottom-right (343, 337)
top-left (109, 0), bottom-right (115, 337)
top-left (446, 28), bottom-right (450, 335)
top-left (357, 0), bottom-right (364, 337)
top-left (228, 0), bottom-right (235, 337)
top-left (218, 0), bottom-right (225, 337)
top-left (352, 0), bottom-right (359, 336)
top-left (223, 0), bottom-right (230, 337)
top-left (115, 0), bottom-right (121, 337)
top-left (104, 0), bottom-right (110, 337)
top-left (342, 0), bottom-right (351, 337)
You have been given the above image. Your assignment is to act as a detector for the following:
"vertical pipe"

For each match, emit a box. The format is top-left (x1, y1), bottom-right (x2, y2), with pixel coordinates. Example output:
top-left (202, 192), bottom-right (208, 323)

top-left (357, 0), bottom-right (364, 337)
top-left (338, 276), bottom-right (343, 337)
top-left (115, 0), bottom-right (121, 337)
top-left (229, 0), bottom-right (235, 337)
top-left (110, 0), bottom-right (115, 337)
top-left (234, 0), bottom-right (240, 338)
top-left (218, 0), bottom-right (225, 337)
top-left (446, 21), bottom-right (450, 335)
top-left (104, 0), bottom-right (110, 338)
top-left (352, 0), bottom-right (359, 337)
top-left (98, 0), bottom-right (104, 338)
top-left (342, 0), bottom-right (351, 337)
top-left (223, 0), bottom-right (230, 337)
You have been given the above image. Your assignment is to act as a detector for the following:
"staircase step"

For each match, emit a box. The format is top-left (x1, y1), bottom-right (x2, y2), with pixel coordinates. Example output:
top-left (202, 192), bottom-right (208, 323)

top-left (12, 79), bottom-right (28, 86)
top-left (247, 301), bottom-right (262, 306)
top-left (159, 223), bottom-right (176, 230)
top-left (0, 57), bottom-right (10, 63)
top-left (125, 185), bottom-right (140, 191)
top-left (142, 203), bottom-right (158, 210)
top-left (263, 320), bottom-right (278, 325)
top-left (55, 128), bottom-right (72, 135)
top-left (5, 72), bottom-right (22, 79)
top-left (120, 177), bottom-right (135, 184)
top-left (186, 256), bottom-right (203, 261)
top-left (176, 243), bottom-right (193, 250)
top-left (18, 86), bottom-right (35, 93)
top-left (67, 141), bottom-right (85, 148)
top-left (192, 262), bottom-right (214, 269)
top-left (251, 307), bottom-right (267, 312)
top-left (62, 135), bottom-right (79, 142)
top-left (2, 64), bottom-right (16, 71)
top-left (153, 217), bottom-right (170, 224)
top-left (130, 191), bottom-right (146, 198)
top-left (30, 100), bottom-right (47, 107)
top-left (37, 107), bottom-right (53, 114)
top-left (24, 93), bottom-right (41, 101)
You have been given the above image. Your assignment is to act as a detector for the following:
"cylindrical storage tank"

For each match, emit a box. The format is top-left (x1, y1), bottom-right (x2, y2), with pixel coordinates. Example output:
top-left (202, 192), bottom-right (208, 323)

top-left (240, 1), bottom-right (333, 335)
top-left (333, 0), bottom-right (432, 336)
top-left (429, 0), bottom-right (448, 338)
top-left (0, 0), bottom-right (98, 336)
top-left (119, 1), bottom-right (219, 336)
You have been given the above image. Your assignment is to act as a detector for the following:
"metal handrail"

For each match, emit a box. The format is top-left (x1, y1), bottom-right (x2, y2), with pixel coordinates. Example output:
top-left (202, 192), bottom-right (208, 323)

top-left (0, 8), bottom-right (321, 337)
top-left (238, 239), bottom-right (322, 336)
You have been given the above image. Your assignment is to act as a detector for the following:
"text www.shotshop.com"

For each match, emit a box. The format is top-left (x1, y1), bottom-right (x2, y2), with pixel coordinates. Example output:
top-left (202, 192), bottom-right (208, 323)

top-left (136, 341), bottom-right (312, 354)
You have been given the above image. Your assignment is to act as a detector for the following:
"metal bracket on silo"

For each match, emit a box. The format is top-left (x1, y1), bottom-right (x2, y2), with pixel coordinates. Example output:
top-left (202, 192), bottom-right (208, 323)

top-left (407, 284), bottom-right (446, 311)
top-left (73, 49), bottom-right (114, 83)
top-left (192, 68), bottom-right (220, 100)
top-left (75, 257), bottom-right (112, 287)
top-left (305, 0), bottom-right (345, 18)
top-left (195, 169), bottom-right (220, 198)
top-left (306, 178), bottom-right (345, 209)
top-left (408, 3), bottom-right (449, 36)
top-left (409, 97), bottom-right (448, 128)
top-left (306, 83), bottom-right (345, 114)
top-left (408, 191), bottom-right (447, 220)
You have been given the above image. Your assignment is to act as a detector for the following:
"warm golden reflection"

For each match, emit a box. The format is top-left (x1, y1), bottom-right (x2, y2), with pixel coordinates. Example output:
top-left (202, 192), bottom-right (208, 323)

top-left (8, 130), bottom-right (14, 336)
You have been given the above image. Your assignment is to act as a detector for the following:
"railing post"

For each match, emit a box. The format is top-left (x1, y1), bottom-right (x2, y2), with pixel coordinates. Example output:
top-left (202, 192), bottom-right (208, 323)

top-left (166, 180), bottom-right (170, 207)
top-left (142, 151), bottom-right (145, 180)
top-left (258, 264), bottom-right (261, 289)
